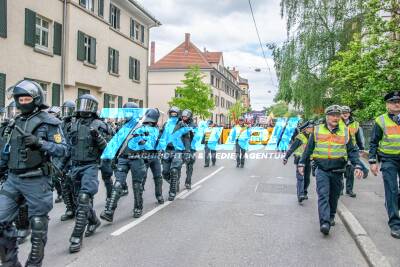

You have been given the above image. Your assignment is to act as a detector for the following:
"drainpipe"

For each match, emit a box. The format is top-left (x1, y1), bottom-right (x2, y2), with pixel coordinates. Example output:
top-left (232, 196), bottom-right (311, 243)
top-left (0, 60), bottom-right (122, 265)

top-left (61, 0), bottom-right (67, 105)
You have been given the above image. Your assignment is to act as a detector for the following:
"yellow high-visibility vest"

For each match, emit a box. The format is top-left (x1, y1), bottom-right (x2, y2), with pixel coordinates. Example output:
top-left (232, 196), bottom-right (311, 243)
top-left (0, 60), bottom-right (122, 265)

top-left (294, 133), bottom-right (308, 156)
top-left (312, 124), bottom-right (349, 160)
top-left (375, 113), bottom-right (400, 155)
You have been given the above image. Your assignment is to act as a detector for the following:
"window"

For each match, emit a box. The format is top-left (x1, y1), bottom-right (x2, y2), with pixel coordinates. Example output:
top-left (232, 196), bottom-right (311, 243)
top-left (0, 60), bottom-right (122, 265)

top-left (35, 16), bottom-right (49, 48)
top-left (78, 88), bottom-right (90, 97)
top-left (130, 19), bottom-right (145, 43)
top-left (80, 0), bottom-right (94, 12)
top-left (215, 96), bottom-right (219, 107)
top-left (221, 97), bottom-right (225, 108)
top-left (211, 75), bottom-right (214, 86)
top-left (129, 57), bottom-right (140, 81)
top-left (110, 4), bottom-right (120, 29)
top-left (77, 31), bottom-right (96, 65)
top-left (104, 93), bottom-right (120, 108)
top-left (108, 47), bottom-right (119, 74)
top-left (38, 82), bottom-right (48, 102)
top-left (98, 0), bottom-right (104, 17)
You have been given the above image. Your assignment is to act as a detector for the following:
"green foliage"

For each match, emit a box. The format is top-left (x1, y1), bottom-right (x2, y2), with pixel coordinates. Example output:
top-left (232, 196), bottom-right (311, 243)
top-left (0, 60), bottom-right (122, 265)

top-left (328, 0), bottom-right (400, 121)
top-left (169, 66), bottom-right (215, 119)
top-left (228, 100), bottom-right (247, 122)
top-left (272, 0), bottom-right (364, 118)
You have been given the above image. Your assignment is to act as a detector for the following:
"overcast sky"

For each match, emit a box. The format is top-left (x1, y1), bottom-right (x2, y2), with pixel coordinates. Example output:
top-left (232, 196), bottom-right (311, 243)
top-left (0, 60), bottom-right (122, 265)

top-left (137, 0), bottom-right (286, 110)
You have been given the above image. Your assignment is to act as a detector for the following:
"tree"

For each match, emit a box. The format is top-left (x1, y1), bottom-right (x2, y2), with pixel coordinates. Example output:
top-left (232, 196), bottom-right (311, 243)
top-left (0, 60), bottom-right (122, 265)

top-left (272, 0), bottom-right (364, 118)
top-left (169, 66), bottom-right (215, 119)
top-left (228, 99), bottom-right (247, 123)
top-left (328, 0), bottom-right (400, 121)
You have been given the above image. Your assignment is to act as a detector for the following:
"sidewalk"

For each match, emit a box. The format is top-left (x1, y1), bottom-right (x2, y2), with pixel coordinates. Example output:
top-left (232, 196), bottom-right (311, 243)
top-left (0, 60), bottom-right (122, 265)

top-left (340, 172), bottom-right (399, 266)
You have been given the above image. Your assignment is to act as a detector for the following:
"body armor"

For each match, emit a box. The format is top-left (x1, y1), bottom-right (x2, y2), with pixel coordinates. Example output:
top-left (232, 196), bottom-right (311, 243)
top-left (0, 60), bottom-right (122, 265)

top-left (8, 111), bottom-right (58, 171)
top-left (70, 118), bottom-right (105, 162)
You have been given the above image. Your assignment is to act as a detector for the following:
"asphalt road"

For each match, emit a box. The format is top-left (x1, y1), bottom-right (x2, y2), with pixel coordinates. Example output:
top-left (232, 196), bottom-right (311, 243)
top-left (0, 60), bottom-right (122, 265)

top-left (18, 151), bottom-right (367, 266)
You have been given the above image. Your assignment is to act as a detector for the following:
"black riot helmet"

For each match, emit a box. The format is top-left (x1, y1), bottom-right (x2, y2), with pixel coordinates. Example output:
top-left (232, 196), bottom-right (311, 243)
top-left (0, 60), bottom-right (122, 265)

top-left (168, 106), bottom-right (180, 118)
top-left (11, 80), bottom-right (49, 114)
top-left (7, 101), bottom-right (19, 120)
top-left (181, 109), bottom-right (192, 118)
top-left (143, 108), bottom-right (160, 124)
top-left (76, 94), bottom-right (98, 116)
top-left (48, 106), bottom-right (61, 117)
top-left (61, 100), bottom-right (76, 117)
top-left (122, 102), bottom-right (139, 120)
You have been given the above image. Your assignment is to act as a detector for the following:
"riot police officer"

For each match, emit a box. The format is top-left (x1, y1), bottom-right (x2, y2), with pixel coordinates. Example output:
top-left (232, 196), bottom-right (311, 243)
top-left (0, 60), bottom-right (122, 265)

top-left (68, 94), bottom-right (107, 253)
top-left (100, 104), bottom-right (153, 221)
top-left (298, 105), bottom-right (363, 235)
top-left (141, 108), bottom-right (164, 204)
top-left (182, 109), bottom-right (196, 190)
top-left (48, 106), bottom-right (63, 203)
top-left (160, 106), bottom-right (191, 201)
top-left (59, 100), bottom-right (76, 221)
top-left (0, 80), bottom-right (67, 267)
top-left (99, 119), bottom-right (115, 200)
top-left (369, 91), bottom-right (400, 238)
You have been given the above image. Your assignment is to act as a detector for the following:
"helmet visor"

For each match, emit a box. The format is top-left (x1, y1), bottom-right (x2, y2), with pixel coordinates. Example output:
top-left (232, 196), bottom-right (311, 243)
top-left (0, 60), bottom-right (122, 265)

top-left (62, 106), bottom-right (74, 117)
top-left (76, 98), bottom-right (98, 113)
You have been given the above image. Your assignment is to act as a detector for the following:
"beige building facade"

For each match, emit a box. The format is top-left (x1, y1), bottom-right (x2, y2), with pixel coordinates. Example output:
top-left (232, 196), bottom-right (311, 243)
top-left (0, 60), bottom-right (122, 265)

top-left (149, 33), bottom-right (244, 126)
top-left (0, 0), bottom-right (160, 108)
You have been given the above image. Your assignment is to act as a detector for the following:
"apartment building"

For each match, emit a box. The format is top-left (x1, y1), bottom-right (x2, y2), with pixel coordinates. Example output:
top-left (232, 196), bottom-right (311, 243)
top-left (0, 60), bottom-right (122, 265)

top-left (239, 76), bottom-right (250, 109)
top-left (148, 33), bottom-right (244, 125)
top-left (0, 0), bottom-right (160, 108)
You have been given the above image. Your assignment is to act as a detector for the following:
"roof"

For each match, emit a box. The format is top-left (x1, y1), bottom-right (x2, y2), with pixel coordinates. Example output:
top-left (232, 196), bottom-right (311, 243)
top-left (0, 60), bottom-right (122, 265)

top-left (150, 41), bottom-right (213, 70)
top-left (203, 52), bottom-right (222, 63)
top-left (128, 0), bottom-right (161, 26)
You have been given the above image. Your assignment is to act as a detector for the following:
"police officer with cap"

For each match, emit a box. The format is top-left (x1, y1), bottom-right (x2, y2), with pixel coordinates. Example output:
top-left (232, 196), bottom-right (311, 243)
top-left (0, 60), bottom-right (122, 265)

top-left (68, 94), bottom-right (107, 253)
top-left (234, 117), bottom-right (248, 168)
top-left (283, 120), bottom-right (314, 203)
top-left (369, 91), bottom-right (400, 238)
top-left (299, 105), bottom-right (363, 235)
top-left (0, 80), bottom-right (67, 267)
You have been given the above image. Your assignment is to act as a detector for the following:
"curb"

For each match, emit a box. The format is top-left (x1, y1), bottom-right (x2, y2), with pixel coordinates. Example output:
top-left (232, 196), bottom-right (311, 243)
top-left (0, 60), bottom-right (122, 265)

top-left (337, 201), bottom-right (391, 267)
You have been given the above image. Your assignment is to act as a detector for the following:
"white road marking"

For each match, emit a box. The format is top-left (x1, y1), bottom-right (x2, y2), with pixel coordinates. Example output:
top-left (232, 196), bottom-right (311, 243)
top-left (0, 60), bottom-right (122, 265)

top-left (178, 185), bottom-right (202, 199)
top-left (111, 166), bottom-right (225, 236)
top-left (254, 182), bottom-right (259, 193)
top-left (253, 213), bottom-right (265, 217)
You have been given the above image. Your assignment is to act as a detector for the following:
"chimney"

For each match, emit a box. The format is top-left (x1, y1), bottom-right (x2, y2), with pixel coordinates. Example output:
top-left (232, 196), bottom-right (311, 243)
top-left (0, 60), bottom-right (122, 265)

top-left (185, 33), bottom-right (190, 52)
top-left (150, 41), bottom-right (155, 65)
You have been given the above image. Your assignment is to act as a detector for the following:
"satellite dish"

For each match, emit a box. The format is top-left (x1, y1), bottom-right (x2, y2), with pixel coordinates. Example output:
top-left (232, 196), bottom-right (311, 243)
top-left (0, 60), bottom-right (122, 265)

top-left (255, 68), bottom-right (261, 72)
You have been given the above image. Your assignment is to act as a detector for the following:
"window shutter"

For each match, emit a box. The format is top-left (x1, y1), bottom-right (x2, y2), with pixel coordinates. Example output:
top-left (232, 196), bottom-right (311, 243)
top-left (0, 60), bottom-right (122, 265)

top-left (139, 100), bottom-right (143, 108)
top-left (103, 93), bottom-right (109, 108)
top-left (114, 50), bottom-right (119, 74)
top-left (109, 4), bottom-right (112, 24)
top-left (52, 83), bottom-right (61, 106)
top-left (130, 19), bottom-right (134, 38)
top-left (129, 57), bottom-right (133, 79)
top-left (77, 31), bottom-right (85, 61)
top-left (24, 8), bottom-right (36, 47)
top-left (140, 25), bottom-right (144, 43)
top-left (116, 9), bottom-right (120, 29)
top-left (108, 47), bottom-right (112, 72)
top-left (136, 60), bottom-right (140, 81)
top-left (0, 0), bottom-right (7, 38)
top-left (53, 22), bottom-right (62, 56)
top-left (0, 73), bottom-right (5, 107)
top-left (118, 96), bottom-right (122, 108)
top-left (98, 0), bottom-right (104, 17)
top-left (89, 36), bottom-right (96, 65)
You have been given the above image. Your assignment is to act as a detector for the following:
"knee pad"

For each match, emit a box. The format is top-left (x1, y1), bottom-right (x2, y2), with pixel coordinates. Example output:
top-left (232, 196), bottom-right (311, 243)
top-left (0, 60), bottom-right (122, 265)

top-left (113, 181), bottom-right (123, 190)
top-left (78, 193), bottom-right (91, 205)
top-left (30, 217), bottom-right (48, 232)
top-left (170, 168), bottom-right (179, 178)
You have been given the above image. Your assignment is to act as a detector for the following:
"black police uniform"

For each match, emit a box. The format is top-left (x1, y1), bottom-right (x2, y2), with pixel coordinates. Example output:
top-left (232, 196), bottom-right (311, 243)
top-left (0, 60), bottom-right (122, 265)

top-left (0, 80), bottom-right (67, 267)
top-left (99, 120), bottom-right (115, 199)
top-left (184, 117), bottom-right (196, 190)
top-left (68, 96), bottom-right (107, 253)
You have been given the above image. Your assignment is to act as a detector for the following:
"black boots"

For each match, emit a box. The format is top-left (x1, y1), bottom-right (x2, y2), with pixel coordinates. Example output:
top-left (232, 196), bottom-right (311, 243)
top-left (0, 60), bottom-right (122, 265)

top-left (26, 217), bottom-right (48, 267)
top-left (100, 182), bottom-right (122, 222)
top-left (133, 183), bottom-right (143, 218)
top-left (69, 193), bottom-right (91, 253)
top-left (154, 177), bottom-right (164, 204)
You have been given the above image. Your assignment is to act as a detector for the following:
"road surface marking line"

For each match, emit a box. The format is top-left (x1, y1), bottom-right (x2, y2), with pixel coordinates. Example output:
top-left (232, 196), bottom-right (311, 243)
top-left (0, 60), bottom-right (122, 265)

top-left (111, 166), bottom-right (225, 236)
top-left (179, 185), bottom-right (202, 199)
top-left (192, 166), bottom-right (224, 188)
